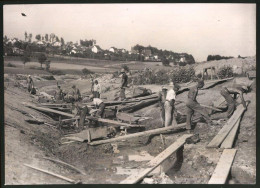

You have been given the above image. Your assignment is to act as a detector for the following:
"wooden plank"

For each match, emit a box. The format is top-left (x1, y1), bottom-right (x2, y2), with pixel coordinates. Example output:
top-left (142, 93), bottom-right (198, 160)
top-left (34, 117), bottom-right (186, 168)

top-left (89, 123), bottom-right (186, 146)
top-left (207, 103), bottom-right (247, 148)
top-left (208, 149), bottom-right (237, 184)
top-left (24, 164), bottom-right (80, 184)
top-left (220, 117), bottom-right (241, 149)
top-left (42, 157), bottom-right (86, 175)
top-left (25, 103), bottom-right (75, 118)
top-left (120, 134), bottom-right (193, 184)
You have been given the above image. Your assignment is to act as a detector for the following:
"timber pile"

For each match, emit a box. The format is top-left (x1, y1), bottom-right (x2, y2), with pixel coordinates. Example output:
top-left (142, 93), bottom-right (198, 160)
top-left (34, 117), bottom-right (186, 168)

top-left (207, 102), bottom-right (248, 148)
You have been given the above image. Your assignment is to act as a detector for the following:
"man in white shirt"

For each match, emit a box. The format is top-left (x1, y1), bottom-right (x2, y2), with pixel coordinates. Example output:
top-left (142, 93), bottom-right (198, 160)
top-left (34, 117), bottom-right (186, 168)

top-left (164, 82), bottom-right (180, 127)
top-left (93, 80), bottom-right (101, 98)
top-left (91, 95), bottom-right (105, 118)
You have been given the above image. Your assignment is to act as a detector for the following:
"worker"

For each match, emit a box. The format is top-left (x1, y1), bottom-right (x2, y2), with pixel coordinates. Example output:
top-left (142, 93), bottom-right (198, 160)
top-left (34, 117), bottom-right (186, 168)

top-left (210, 84), bottom-right (249, 120)
top-left (119, 68), bottom-right (128, 101)
top-left (72, 85), bottom-right (81, 102)
top-left (27, 75), bottom-right (34, 93)
top-left (186, 80), bottom-right (215, 130)
top-left (74, 102), bottom-right (90, 130)
top-left (93, 80), bottom-right (101, 98)
top-left (164, 82), bottom-right (180, 127)
top-left (90, 95), bottom-right (106, 118)
top-left (158, 86), bottom-right (167, 126)
top-left (54, 85), bottom-right (64, 101)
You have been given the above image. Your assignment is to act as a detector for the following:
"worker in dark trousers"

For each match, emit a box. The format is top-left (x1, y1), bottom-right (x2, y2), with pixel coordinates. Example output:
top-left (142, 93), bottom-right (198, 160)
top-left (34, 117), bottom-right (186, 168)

top-left (164, 82), bottom-right (181, 127)
top-left (186, 80), bottom-right (215, 130)
top-left (120, 68), bottom-right (128, 101)
top-left (27, 75), bottom-right (34, 93)
top-left (72, 85), bottom-right (81, 102)
top-left (210, 84), bottom-right (249, 120)
top-left (158, 86), bottom-right (168, 126)
top-left (93, 80), bottom-right (101, 98)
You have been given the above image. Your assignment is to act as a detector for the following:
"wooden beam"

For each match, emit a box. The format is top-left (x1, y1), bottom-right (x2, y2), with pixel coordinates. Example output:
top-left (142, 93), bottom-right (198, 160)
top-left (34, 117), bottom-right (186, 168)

top-left (24, 164), bottom-right (80, 184)
top-left (208, 149), bottom-right (237, 184)
top-left (42, 157), bottom-right (86, 175)
top-left (220, 117), bottom-right (242, 149)
top-left (89, 123), bottom-right (186, 146)
top-left (207, 103), bottom-right (247, 148)
top-left (120, 134), bottom-right (193, 184)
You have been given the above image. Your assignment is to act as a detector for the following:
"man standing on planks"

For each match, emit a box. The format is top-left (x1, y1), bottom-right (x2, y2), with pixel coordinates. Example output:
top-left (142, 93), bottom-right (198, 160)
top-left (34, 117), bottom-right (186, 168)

top-left (158, 86), bottom-right (168, 126)
top-left (119, 68), bottom-right (128, 101)
top-left (210, 84), bottom-right (250, 120)
top-left (164, 82), bottom-right (180, 127)
top-left (27, 75), bottom-right (34, 93)
top-left (93, 80), bottom-right (101, 98)
top-left (186, 79), bottom-right (215, 130)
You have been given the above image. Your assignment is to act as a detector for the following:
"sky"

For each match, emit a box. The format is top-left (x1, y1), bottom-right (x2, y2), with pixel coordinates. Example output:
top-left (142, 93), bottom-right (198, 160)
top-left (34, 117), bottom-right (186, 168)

top-left (3, 4), bottom-right (256, 62)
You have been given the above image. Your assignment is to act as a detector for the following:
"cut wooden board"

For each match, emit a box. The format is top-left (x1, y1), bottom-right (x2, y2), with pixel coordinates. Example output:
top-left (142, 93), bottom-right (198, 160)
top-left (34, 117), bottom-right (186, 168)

top-left (89, 123), bottom-right (186, 146)
top-left (207, 103), bottom-right (247, 148)
top-left (120, 134), bottom-right (193, 184)
top-left (24, 164), bottom-right (80, 184)
top-left (220, 117), bottom-right (241, 149)
top-left (208, 149), bottom-right (237, 184)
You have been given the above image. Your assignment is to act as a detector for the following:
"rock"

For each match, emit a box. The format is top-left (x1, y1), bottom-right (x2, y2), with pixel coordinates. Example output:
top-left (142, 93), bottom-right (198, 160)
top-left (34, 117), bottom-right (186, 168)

top-left (142, 178), bottom-right (154, 184)
top-left (188, 161), bottom-right (193, 166)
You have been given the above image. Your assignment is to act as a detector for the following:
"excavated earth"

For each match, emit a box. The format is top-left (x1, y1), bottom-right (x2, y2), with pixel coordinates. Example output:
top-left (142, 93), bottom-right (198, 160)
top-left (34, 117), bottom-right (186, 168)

top-left (4, 73), bottom-right (256, 184)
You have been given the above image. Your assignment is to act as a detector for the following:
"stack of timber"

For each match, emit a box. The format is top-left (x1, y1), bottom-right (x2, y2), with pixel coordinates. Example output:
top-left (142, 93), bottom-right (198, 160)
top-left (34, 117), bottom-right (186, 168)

top-left (119, 134), bottom-right (193, 184)
top-left (207, 102), bottom-right (248, 148)
top-left (208, 149), bottom-right (237, 184)
top-left (24, 102), bottom-right (144, 129)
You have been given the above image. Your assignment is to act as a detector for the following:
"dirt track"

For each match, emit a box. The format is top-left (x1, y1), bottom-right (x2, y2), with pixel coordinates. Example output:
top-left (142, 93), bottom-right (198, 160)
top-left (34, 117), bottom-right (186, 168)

top-left (4, 72), bottom-right (256, 184)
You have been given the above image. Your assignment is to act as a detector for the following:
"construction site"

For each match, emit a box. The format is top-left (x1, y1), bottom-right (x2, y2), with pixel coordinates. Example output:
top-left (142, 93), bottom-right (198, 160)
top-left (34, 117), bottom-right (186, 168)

top-left (4, 56), bottom-right (256, 184)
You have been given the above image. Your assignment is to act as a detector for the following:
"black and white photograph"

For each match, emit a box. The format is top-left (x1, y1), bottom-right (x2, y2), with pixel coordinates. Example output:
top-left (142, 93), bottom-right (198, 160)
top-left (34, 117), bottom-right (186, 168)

top-left (2, 3), bottom-right (256, 185)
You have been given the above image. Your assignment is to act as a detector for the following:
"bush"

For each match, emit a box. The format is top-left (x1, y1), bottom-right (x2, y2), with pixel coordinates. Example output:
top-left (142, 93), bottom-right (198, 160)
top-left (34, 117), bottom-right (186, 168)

top-left (7, 63), bottom-right (16, 67)
top-left (217, 66), bottom-right (234, 79)
top-left (50, 70), bottom-right (65, 75)
top-left (82, 68), bottom-right (94, 75)
top-left (162, 58), bottom-right (170, 66)
top-left (170, 66), bottom-right (196, 83)
top-left (41, 75), bottom-right (55, 80)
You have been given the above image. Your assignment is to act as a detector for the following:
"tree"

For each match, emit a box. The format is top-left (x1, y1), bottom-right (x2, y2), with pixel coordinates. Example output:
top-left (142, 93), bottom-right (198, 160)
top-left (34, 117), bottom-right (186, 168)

top-left (55, 36), bottom-right (60, 42)
top-left (45, 34), bottom-right (48, 42)
top-left (21, 45), bottom-right (31, 68)
top-left (35, 34), bottom-right (41, 41)
top-left (45, 60), bottom-right (51, 71)
top-left (162, 56), bottom-right (170, 66)
top-left (60, 37), bottom-right (64, 46)
top-left (38, 53), bottom-right (47, 68)
top-left (29, 33), bottom-right (32, 42)
top-left (24, 31), bottom-right (28, 41)
top-left (42, 36), bottom-right (44, 41)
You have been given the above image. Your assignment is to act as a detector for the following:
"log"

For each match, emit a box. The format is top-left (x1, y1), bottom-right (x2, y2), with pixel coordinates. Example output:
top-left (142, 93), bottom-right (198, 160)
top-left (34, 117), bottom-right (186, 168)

top-left (24, 164), bottom-right (80, 184)
top-left (119, 98), bottom-right (158, 112)
top-left (208, 149), bottom-right (237, 184)
top-left (120, 134), bottom-right (193, 184)
top-left (89, 123), bottom-right (186, 146)
top-left (207, 103), bottom-right (247, 148)
top-left (42, 157), bottom-right (86, 175)
top-left (220, 117), bottom-right (241, 149)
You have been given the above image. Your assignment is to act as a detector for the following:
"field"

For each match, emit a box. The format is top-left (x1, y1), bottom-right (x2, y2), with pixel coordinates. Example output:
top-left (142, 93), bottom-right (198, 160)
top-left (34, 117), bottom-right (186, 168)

top-left (4, 56), bottom-right (256, 184)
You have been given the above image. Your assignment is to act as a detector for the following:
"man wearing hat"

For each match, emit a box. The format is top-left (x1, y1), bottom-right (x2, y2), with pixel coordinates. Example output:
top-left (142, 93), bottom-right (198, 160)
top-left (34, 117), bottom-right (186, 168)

top-left (27, 75), bottom-right (34, 93)
top-left (72, 85), bottom-right (81, 102)
top-left (186, 79), bottom-right (214, 130)
top-left (164, 82), bottom-right (180, 127)
top-left (158, 86), bottom-right (168, 126)
top-left (119, 68), bottom-right (128, 101)
top-left (210, 83), bottom-right (249, 120)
